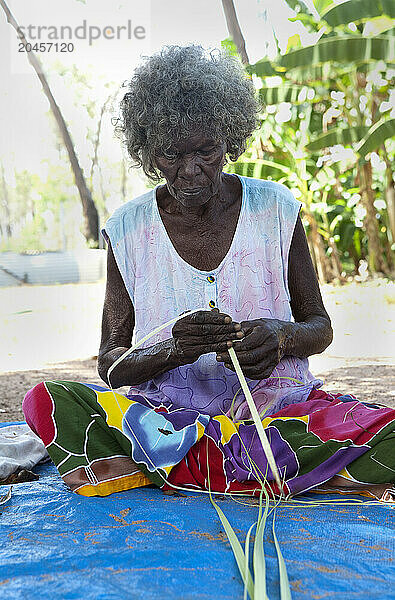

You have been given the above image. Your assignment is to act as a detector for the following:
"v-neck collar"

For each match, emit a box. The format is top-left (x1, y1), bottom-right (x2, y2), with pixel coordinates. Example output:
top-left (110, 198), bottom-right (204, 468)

top-left (152, 174), bottom-right (246, 275)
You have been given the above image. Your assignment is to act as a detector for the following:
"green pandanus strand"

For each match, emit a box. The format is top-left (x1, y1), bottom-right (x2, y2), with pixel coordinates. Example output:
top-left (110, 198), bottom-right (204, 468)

top-left (107, 308), bottom-right (283, 490)
top-left (106, 308), bottom-right (292, 599)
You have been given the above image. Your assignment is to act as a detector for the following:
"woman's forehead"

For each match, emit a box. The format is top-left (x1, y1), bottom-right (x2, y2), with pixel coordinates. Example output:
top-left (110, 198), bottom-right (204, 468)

top-left (171, 133), bottom-right (223, 150)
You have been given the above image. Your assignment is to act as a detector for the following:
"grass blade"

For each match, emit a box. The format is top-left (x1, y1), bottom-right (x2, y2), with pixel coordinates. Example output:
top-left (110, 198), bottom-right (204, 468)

top-left (209, 495), bottom-right (255, 600)
top-left (244, 521), bottom-right (256, 600)
top-left (253, 487), bottom-right (270, 600)
top-left (272, 509), bottom-right (291, 600)
top-left (228, 347), bottom-right (282, 489)
top-left (206, 439), bottom-right (254, 599)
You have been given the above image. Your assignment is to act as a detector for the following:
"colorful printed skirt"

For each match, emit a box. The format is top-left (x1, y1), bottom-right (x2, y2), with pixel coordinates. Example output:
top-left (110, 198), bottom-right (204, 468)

top-left (23, 381), bottom-right (395, 499)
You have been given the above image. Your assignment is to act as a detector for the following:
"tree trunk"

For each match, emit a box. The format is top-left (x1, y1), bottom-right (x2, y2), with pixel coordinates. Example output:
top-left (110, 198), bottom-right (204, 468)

top-left (328, 237), bottom-right (344, 282)
top-left (221, 0), bottom-right (249, 64)
top-left (386, 177), bottom-right (395, 243)
top-left (381, 143), bottom-right (395, 245)
top-left (0, 0), bottom-right (99, 246)
top-left (305, 212), bottom-right (332, 284)
top-left (89, 93), bottom-right (115, 190)
top-left (360, 160), bottom-right (390, 275)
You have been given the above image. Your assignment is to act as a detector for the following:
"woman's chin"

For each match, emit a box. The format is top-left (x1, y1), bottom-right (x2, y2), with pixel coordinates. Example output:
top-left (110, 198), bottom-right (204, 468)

top-left (174, 189), bottom-right (211, 207)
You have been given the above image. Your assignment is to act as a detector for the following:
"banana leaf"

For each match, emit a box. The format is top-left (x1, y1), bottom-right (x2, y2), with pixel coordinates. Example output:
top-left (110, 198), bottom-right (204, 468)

top-left (279, 34), bottom-right (395, 70)
top-left (355, 117), bottom-right (395, 156)
top-left (306, 126), bottom-right (369, 152)
top-left (322, 0), bottom-right (395, 27)
top-left (246, 59), bottom-right (277, 77)
top-left (259, 84), bottom-right (314, 105)
top-left (228, 159), bottom-right (292, 180)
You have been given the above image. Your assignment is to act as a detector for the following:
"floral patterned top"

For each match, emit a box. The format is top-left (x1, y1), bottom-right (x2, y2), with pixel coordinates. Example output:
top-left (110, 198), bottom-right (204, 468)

top-left (103, 175), bottom-right (322, 419)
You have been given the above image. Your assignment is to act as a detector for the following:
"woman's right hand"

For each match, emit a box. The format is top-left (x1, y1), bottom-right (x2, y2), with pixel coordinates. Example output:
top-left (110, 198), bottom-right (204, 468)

top-left (171, 309), bottom-right (244, 364)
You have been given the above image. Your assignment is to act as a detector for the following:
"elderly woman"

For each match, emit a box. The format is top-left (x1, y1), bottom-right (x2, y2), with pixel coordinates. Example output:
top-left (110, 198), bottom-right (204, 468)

top-left (23, 46), bottom-right (394, 500)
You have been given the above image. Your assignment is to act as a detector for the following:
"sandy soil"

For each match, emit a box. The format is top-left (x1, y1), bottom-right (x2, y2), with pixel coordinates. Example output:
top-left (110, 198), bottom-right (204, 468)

top-left (0, 280), bottom-right (394, 422)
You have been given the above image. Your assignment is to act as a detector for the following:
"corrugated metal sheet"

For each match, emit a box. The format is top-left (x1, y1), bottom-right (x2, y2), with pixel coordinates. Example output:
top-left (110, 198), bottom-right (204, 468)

top-left (0, 251), bottom-right (106, 286)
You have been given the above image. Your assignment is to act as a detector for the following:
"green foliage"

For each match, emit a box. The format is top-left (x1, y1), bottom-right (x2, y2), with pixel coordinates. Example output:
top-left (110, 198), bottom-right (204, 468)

top-left (258, 83), bottom-right (314, 105)
top-left (322, 0), bottom-right (395, 27)
top-left (307, 126), bottom-right (369, 152)
top-left (0, 215), bottom-right (47, 253)
top-left (279, 34), bottom-right (395, 70)
top-left (0, 164), bottom-right (81, 252)
top-left (356, 118), bottom-right (395, 157)
top-left (221, 37), bottom-right (240, 59)
top-left (230, 0), bottom-right (395, 278)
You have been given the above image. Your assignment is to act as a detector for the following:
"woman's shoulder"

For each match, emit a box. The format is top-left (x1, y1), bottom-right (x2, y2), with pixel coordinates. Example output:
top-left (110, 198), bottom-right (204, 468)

top-left (109, 189), bottom-right (155, 221)
top-left (241, 176), bottom-right (298, 207)
top-left (242, 177), bottom-right (296, 202)
top-left (104, 189), bottom-right (155, 237)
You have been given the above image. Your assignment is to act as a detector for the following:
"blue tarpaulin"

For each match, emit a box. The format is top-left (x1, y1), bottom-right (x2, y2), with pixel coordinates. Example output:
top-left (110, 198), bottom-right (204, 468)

top-left (1, 422), bottom-right (394, 599)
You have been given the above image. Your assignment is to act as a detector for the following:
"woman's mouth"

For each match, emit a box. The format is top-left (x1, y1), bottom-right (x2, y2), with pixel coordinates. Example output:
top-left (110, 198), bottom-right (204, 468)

top-left (179, 188), bottom-right (203, 196)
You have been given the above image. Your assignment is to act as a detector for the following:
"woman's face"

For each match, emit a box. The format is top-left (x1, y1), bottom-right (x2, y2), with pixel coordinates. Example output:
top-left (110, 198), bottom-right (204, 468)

top-left (154, 132), bottom-right (227, 209)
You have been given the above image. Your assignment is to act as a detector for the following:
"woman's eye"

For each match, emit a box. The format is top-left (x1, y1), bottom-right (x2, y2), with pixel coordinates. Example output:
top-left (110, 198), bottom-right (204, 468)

top-left (163, 153), bottom-right (177, 162)
top-left (199, 148), bottom-right (216, 156)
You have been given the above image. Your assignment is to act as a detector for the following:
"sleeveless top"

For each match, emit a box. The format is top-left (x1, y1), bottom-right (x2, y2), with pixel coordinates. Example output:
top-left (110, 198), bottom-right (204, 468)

top-left (103, 176), bottom-right (322, 419)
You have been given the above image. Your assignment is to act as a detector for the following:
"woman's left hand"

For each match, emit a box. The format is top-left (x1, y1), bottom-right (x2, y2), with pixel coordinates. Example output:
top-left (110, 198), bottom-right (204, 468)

top-left (216, 318), bottom-right (288, 380)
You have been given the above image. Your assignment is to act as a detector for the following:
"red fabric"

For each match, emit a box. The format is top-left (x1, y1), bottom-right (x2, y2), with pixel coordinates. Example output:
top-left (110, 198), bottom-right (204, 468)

top-left (23, 382), bottom-right (56, 446)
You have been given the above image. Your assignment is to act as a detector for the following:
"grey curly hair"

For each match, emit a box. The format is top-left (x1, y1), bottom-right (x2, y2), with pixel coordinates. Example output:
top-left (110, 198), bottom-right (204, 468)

top-left (113, 45), bottom-right (260, 182)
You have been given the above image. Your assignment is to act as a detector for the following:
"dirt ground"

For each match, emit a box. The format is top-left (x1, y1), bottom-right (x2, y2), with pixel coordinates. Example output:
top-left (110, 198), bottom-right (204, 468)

top-left (0, 279), bottom-right (394, 422)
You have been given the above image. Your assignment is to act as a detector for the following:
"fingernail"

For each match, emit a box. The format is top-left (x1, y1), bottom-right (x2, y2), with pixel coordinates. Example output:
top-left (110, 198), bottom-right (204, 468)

top-left (234, 323), bottom-right (241, 331)
top-left (224, 316), bottom-right (231, 324)
top-left (226, 340), bottom-right (232, 348)
top-left (216, 355), bottom-right (222, 361)
top-left (236, 330), bottom-right (244, 338)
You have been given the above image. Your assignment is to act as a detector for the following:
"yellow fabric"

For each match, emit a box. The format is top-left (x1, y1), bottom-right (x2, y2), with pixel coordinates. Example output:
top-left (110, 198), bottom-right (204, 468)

top-left (75, 471), bottom-right (152, 497)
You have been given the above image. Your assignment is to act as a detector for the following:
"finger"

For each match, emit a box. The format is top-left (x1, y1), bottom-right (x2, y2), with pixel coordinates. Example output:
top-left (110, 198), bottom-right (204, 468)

top-left (233, 331), bottom-right (280, 358)
top-left (215, 339), bottom-right (246, 360)
top-left (230, 330), bottom-right (263, 352)
top-left (230, 345), bottom-right (270, 366)
top-left (183, 333), bottom-right (244, 348)
top-left (188, 310), bottom-right (233, 325)
top-left (189, 339), bottom-right (241, 354)
top-left (182, 323), bottom-right (242, 337)
top-left (179, 336), bottom-right (234, 351)
top-left (237, 359), bottom-right (278, 380)
top-left (215, 345), bottom-right (241, 362)
top-left (216, 339), bottom-right (263, 358)
top-left (228, 332), bottom-right (245, 344)
top-left (206, 341), bottom-right (239, 354)
top-left (216, 353), bottom-right (236, 370)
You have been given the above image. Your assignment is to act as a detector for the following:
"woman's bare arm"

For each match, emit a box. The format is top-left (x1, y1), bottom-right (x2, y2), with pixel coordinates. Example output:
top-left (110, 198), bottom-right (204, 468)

top-left (97, 242), bottom-right (241, 388)
top-left (97, 242), bottom-right (182, 388)
top-left (283, 213), bottom-right (333, 357)
top-left (217, 214), bottom-right (333, 378)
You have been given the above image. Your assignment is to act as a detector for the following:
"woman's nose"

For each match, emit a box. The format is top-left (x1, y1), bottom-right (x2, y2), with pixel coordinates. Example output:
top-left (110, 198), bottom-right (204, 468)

top-left (178, 154), bottom-right (201, 179)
